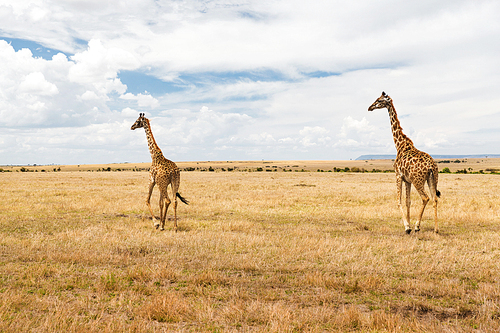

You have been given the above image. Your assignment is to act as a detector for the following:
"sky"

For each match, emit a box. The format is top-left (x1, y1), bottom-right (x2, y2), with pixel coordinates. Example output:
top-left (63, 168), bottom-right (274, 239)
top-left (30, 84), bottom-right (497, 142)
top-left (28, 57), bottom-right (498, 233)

top-left (0, 0), bottom-right (499, 165)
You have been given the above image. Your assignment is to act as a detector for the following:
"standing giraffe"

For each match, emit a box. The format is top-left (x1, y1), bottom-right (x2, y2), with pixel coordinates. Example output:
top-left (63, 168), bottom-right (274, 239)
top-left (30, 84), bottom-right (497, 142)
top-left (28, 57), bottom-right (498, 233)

top-left (368, 92), bottom-right (440, 234)
top-left (131, 113), bottom-right (188, 232)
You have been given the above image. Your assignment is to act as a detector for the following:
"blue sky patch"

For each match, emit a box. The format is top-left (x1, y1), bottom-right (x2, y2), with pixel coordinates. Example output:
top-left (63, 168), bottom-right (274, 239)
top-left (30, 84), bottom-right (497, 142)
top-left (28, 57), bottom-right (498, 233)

top-left (307, 71), bottom-right (340, 78)
top-left (179, 69), bottom-right (289, 84)
top-left (1, 37), bottom-right (70, 60)
top-left (118, 70), bottom-right (186, 95)
top-left (117, 68), bottom-right (341, 97)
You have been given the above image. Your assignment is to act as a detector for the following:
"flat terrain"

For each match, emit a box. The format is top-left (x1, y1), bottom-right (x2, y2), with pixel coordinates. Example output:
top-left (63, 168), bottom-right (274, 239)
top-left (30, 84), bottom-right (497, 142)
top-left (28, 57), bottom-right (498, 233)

top-left (3, 157), bottom-right (500, 173)
top-left (1, 166), bottom-right (500, 332)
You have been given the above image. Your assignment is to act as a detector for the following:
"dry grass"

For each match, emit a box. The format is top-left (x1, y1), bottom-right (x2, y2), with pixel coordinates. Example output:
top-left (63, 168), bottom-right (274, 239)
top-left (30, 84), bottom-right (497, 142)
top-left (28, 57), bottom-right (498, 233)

top-left (4, 157), bottom-right (500, 173)
top-left (1, 167), bottom-right (500, 332)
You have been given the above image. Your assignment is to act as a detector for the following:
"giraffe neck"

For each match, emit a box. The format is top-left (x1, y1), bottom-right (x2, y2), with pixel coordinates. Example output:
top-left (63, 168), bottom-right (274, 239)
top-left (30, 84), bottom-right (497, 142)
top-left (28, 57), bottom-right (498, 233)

top-left (387, 101), bottom-right (414, 153)
top-left (143, 119), bottom-right (164, 163)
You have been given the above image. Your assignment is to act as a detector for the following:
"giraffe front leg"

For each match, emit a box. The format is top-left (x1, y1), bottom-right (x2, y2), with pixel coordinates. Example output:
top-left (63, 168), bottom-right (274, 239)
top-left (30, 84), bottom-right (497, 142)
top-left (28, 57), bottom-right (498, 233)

top-left (158, 194), bottom-right (164, 230)
top-left (145, 181), bottom-right (159, 229)
top-left (397, 176), bottom-right (411, 234)
top-left (404, 180), bottom-right (412, 234)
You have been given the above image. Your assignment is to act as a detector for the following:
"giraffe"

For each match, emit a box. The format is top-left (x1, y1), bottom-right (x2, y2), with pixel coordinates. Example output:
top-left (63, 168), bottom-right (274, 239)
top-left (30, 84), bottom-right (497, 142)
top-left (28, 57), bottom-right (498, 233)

top-left (368, 92), bottom-right (440, 234)
top-left (131, 113), bottom-right (188, 232)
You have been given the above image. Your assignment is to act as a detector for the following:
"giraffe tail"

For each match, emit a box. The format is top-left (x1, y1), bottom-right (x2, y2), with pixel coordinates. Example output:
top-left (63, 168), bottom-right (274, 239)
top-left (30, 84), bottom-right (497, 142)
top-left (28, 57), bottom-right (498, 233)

top-left (430, 169), bottom-right (441, 198)
top-left (176, 192), bottom-right (189, 205)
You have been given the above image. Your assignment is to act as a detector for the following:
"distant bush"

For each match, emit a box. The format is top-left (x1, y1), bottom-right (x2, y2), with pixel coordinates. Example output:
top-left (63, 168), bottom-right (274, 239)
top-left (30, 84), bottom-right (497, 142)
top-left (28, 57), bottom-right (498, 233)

top-left (441, 167), bottom-right (451, 173)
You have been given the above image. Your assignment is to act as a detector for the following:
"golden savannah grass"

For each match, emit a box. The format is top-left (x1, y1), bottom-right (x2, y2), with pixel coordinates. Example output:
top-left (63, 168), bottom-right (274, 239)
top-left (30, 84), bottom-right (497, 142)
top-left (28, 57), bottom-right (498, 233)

top-left (3, 157), bottom-right (500, 173)
top-left (1, 164), bottom-right (500, 332)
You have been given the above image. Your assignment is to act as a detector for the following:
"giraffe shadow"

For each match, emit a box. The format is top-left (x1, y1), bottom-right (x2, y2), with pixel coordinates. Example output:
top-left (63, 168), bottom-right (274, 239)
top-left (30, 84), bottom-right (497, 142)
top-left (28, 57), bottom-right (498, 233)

top-left (142, 215), bottom-right (180, 221)
top-left (412, 229), bottom-right (449, 239)
top-left (146, 216), bottom-right (191, 232)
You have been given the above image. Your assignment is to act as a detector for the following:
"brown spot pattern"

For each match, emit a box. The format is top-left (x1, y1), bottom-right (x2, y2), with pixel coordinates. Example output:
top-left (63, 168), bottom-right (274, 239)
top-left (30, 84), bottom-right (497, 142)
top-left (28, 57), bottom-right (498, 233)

top-left (369, 92), bottom-right (440, 233)
top-left (131, 113), bottom-right (187, 232)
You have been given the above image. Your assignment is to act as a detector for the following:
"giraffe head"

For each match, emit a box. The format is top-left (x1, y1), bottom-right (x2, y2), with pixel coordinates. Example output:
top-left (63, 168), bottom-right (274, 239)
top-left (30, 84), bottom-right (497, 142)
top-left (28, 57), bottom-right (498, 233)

top-left (368, 91), bottom-right (392, 111)
top-left (131, 113), bottom-right (147, 130)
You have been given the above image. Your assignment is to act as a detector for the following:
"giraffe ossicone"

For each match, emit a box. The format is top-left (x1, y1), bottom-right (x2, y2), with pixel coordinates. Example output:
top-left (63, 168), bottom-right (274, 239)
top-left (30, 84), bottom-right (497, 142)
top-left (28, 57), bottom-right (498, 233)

top-left (369, 92), bottom-right (440, 234)
top-left (131, 113), bottom-right (188, 232)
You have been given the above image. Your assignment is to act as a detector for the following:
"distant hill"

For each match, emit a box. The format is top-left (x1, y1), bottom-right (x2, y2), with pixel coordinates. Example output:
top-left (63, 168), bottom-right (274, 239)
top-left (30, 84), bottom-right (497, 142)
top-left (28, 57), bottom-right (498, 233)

top-left (356, 154), bottom-right (500, 160)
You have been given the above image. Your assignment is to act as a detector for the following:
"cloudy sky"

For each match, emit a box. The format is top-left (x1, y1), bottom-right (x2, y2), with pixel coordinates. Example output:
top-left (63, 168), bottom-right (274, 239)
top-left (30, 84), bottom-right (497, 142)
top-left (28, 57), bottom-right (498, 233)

top-left (0, 0), bottom-right (499, 165)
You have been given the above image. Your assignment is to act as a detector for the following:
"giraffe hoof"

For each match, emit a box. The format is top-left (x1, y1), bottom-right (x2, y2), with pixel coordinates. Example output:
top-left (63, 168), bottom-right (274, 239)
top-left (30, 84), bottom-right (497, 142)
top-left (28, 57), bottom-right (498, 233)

top-left (415, 228), bottom-right (420, 233)
top-left (154, 223), bottom-right (160, 229)
top-left (405, 229), bottom-right (411, 235)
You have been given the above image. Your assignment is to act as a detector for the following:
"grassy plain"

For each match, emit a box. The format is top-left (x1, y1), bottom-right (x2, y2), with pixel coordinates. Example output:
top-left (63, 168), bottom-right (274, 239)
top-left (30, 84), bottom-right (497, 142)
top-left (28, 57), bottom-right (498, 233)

top-left (1, 164), bottom-right (500, 332)
top-left (4, 157), bottom-right (500, 173)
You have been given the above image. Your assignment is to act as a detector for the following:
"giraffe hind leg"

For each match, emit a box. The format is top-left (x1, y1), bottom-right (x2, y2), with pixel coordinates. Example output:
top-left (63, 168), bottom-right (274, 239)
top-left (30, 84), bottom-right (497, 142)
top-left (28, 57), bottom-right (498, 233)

top-left (171, 174), bottom-right (181, 232)
top-left (159, 193), bottom-right (171, 231)
top-left (173, 197), bottom-right (178, 232)
top-left (427, 174), bottom-right (439, 233)
top-left (414, 184), bottom-right (429, 233)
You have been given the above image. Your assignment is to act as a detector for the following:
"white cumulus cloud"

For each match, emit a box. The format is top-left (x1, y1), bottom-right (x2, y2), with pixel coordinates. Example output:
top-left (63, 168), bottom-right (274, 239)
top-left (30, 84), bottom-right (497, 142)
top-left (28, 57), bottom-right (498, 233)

top-left (18, 72), bottom-right (58, 95)
top-left (0, 0), bottom-right (499, 164)
top-left (120, 92), bottom-right (159, 108)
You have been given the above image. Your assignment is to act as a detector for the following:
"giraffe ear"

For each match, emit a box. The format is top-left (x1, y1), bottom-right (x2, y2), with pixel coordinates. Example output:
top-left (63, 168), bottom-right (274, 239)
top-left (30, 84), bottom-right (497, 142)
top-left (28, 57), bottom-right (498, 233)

top-left (382, 91), bottom-right (386, 97)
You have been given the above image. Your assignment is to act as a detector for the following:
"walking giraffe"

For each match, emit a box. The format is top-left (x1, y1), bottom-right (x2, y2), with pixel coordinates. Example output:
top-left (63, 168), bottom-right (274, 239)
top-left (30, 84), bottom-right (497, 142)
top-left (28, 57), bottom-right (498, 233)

top-left (368, 92), bottom-right (440, 234)
top-left (131, 113), bottom-right (188, 232)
